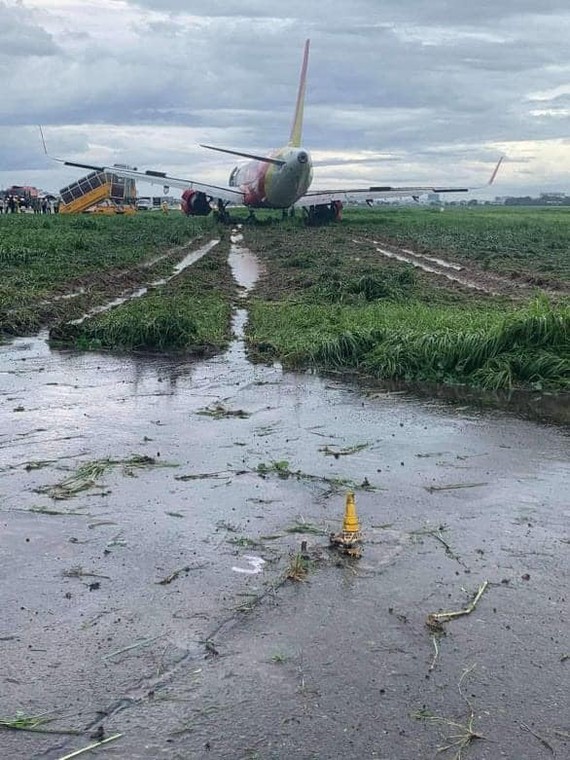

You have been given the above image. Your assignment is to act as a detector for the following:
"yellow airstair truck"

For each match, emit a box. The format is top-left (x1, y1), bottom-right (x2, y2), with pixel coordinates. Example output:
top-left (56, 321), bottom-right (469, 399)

top-left (59, 166), bottom-right (137, 215)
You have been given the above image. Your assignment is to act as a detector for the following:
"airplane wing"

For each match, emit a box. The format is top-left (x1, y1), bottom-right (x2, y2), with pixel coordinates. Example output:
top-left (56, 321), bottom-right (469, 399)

top-left (59, 159), bottom-right (243, 204)
top-left (295, 157), bottom-right (504, 207)
top-left (39, 125), bottom-right (244, 205)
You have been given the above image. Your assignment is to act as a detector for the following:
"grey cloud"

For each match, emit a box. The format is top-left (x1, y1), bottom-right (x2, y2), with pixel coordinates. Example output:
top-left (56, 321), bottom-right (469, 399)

top-left (126, 0), bottom-right (570, 24)
top-left (0, 1), bottom-right (60, 57)
top-left (0, 0), bottom-right (567, 195)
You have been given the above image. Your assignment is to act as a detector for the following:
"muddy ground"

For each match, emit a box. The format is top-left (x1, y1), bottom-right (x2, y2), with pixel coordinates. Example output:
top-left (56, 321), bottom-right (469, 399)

top-left (1, 235), bottom-right (569, 760)
top-left (243, 222), bottom-right (569, 305)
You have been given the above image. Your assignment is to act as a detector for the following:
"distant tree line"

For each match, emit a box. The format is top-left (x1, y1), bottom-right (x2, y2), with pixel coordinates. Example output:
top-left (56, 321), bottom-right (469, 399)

top-left (504, 196), bottom-right (570, 206)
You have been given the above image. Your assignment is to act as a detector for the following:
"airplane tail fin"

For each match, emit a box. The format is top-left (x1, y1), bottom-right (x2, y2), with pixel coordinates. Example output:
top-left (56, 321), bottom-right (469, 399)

top-left (288, 39), bottom-right (310, 147)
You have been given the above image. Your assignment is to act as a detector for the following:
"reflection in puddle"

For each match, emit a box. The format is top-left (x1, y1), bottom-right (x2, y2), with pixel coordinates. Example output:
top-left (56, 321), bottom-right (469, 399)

top-left (226, 232), bottom-right (261, 358)
top-left (358, 376), bottom-right (570, 427)
top-left (228, 241), bottom-right (261, 296)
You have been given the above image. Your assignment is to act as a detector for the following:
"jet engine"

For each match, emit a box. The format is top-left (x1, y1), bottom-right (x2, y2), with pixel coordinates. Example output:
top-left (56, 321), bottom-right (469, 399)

top-left (181, 189), bottom-right (211, 216)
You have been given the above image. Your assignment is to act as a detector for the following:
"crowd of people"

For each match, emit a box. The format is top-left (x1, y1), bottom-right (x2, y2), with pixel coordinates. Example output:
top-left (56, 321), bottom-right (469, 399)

top-left (0, 194), bottom-right (59, 214)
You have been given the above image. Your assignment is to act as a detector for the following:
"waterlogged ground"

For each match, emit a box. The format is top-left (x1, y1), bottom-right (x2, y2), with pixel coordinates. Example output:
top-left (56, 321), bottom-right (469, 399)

top-left (1, 237), bottom-right (569, 759)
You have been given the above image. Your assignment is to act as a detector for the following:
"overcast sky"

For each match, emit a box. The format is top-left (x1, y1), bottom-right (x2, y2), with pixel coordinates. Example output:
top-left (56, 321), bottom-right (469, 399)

top-left (1, 0), bottom-right (569, 198)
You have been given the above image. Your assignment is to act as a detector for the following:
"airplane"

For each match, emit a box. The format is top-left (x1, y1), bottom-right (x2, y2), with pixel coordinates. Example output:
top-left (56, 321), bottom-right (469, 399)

top-left (43, 39), bottom-right (503, 224)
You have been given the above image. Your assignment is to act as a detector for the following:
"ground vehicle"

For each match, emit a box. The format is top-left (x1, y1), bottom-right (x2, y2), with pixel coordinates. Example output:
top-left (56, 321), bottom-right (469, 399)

top-left (59, 169), bottom-right (136, 214)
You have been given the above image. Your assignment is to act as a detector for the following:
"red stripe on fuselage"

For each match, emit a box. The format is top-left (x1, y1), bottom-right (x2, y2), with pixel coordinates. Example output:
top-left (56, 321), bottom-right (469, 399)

top-left (240, 156), bottom-right (274, 206)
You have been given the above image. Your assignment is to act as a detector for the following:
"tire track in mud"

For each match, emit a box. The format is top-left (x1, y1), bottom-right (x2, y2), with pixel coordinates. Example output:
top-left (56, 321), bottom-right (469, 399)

top-left (355, 238), bottom-right (567, 297)
top-left (67, 238), bottom-right (221, 326)
top-left (1, 237), bottom-right (222, 337)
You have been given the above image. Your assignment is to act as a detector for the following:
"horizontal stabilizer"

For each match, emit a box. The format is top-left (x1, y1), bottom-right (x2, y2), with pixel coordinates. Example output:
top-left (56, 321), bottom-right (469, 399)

top-left (200, 144), bottom-right (286, 166)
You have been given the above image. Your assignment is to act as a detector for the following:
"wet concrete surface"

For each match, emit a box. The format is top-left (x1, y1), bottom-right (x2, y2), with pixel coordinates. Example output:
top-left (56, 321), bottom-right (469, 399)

top-left (1, 240), bottom-right (569, 759)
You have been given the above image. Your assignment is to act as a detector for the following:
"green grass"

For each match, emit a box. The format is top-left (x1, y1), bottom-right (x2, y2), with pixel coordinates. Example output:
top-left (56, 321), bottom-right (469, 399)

top-left (67, 292), bottom-right (230, 352)
top-left (243, 207), bottom-right (569, 393)
top-left (247, 297), bottom-right (569, 391)
top-left (0, 213), bottom-right (215, 333)
top-left (52, 241), bottom-right (233, 352)
top-left (343, 206), bottom-right (570, 282)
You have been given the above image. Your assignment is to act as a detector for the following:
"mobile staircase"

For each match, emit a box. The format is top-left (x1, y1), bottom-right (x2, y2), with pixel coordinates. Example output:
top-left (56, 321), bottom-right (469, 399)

top-left (59, 168), bottom-right (136, 214)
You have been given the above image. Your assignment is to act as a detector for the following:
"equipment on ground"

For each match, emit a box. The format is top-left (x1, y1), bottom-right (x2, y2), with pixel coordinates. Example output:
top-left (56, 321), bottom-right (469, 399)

top-left (59, 168), bottom-right (136, 214)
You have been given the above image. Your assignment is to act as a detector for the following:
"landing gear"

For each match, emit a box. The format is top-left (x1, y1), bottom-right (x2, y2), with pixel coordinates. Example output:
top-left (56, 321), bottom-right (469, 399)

top-left (304, 201), bottom-right (343, 226)
top-left (213, 199), bottom-right (231, 224)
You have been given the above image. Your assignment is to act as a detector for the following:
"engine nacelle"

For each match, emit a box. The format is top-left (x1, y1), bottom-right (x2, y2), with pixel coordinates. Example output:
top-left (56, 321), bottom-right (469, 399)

top-left (181, 189), bottom-right (211, 216)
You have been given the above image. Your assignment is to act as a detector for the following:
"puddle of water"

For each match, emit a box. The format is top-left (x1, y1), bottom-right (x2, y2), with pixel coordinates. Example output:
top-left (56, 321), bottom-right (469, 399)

top-left (375, 246), bottom-right (498, 295)
top-left (232, 309), bottom-right (249, 343)
top-left (225, 235), bottom-right (262, 357)
top-left (401, 248), bottom-right (463, 271)
top-left (228, 237), bottom-right (261, 296)
top-left (232, 555), bottom-right (266, 575)
top-left (170, 239), bottom-right (220, 276)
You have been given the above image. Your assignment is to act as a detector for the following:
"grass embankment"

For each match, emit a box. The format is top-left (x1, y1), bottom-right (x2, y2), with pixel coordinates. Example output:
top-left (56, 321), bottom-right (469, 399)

top-left (52, 241), bottom-right (233, 354)
top-left (0, 213), bottom-right (214, 334)
top-left (245, 208), bottom-right (569, 392)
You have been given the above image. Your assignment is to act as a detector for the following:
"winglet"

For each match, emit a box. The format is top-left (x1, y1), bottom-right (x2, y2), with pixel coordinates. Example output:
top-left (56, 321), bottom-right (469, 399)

top-left (488, 155), bottom-right (504, 186)
top-left (39, 125), bottom-right (64, 164)
top-left (39, 126), bottom-right (102, 170)
top-left (39, 125), bottom-right (49, 156)
top-left (288, 39), bottom-right (310, 147)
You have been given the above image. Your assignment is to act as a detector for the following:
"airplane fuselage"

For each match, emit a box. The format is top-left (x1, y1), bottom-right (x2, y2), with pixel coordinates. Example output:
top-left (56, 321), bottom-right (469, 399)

top-left (228, 146), bottom-right (313, 209)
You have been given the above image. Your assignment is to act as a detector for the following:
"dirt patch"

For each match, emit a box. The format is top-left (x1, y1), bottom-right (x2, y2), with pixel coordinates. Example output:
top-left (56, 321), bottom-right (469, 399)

top-left (243, 223), bottom-right (504, 305)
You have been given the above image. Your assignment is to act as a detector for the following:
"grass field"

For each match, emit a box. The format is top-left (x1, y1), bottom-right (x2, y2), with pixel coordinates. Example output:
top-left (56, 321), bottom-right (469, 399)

top-left (342, 205), bottom-right (570, 283)
top-left (248, 298), bottom-right (569, 390)
top-left (1, 206), bottom-right (568, 390)
top-left (243, 206), bottom-right (569, 392)
top-left (52, 242), bottom-right (234, 353)
top-left (0, 212), bottom-right (220, 336)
